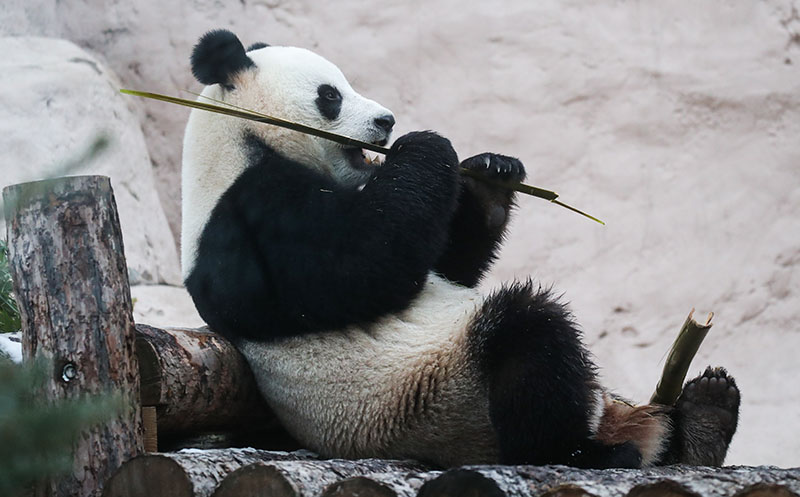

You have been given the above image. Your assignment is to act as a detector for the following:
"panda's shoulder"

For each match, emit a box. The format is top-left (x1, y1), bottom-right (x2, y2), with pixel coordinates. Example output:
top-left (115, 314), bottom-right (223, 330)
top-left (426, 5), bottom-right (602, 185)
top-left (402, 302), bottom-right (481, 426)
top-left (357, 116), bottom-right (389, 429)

top-left (210, 134), bottom-right (341, 232)
top-left (228, 134), bottom-right (334, 199)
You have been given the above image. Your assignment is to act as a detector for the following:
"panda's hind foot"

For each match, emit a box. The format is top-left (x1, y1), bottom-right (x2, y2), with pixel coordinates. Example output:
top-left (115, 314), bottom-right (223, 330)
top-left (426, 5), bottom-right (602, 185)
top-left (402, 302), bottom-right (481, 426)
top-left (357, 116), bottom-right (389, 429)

top-left (679, 367), bottom-right (740, 431)
top-left (671, 366), bottom-right (740, 465)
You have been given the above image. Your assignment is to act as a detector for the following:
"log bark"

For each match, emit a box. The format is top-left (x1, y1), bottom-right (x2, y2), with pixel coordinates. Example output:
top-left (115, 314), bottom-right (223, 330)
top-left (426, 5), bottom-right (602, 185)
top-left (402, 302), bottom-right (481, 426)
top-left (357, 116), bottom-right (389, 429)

top-left (468, 465), bottom-right (800, 497)
top-left (134, 325), bottom-right (294, 450)
top-left (134, 324), bottom-right (274, 432)
top-left (102, 450), bottom-right (800, 497)
top-left (320, 477), bottom-right (399, 497)
top-left (102, 449), bottom-right (431, 497)
top-left (3, 176), bottom-right (143, 497)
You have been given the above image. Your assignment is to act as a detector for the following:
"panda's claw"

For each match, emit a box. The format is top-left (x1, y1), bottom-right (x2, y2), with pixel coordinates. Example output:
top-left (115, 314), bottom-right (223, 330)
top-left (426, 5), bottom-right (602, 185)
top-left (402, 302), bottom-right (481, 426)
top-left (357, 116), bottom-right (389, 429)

top-left (461, 153), bottom-right (526, 183)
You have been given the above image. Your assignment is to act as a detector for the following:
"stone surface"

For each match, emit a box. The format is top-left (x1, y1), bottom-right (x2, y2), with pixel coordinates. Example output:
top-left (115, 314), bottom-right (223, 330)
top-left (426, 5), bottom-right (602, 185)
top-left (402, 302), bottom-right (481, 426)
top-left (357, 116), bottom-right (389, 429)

top-left (131, 285), bottom-right (205, 329)
top-left (1, 1), bottom-right (798, 467)
top-left (0, 332), bottom-right (22, 363)
top-left (0, 37), bottom-right (181, 285)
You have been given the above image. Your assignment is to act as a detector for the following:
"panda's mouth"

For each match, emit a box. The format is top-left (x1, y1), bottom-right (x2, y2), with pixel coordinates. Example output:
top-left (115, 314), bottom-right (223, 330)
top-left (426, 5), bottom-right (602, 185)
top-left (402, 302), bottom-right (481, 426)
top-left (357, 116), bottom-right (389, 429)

top-left (344, 147), bottom-right (384, 170)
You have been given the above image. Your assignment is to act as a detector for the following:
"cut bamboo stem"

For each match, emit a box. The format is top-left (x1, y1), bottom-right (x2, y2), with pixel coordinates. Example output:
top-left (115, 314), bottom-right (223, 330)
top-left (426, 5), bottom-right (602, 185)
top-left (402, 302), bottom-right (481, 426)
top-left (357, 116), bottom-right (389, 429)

top-left (651, 309), bottom-right (713, 405)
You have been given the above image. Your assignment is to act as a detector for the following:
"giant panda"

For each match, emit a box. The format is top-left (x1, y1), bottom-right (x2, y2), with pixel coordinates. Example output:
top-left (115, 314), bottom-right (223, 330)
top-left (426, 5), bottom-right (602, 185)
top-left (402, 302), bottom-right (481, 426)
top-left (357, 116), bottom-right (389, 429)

top-left (181, 29), bottom-right (740, 469)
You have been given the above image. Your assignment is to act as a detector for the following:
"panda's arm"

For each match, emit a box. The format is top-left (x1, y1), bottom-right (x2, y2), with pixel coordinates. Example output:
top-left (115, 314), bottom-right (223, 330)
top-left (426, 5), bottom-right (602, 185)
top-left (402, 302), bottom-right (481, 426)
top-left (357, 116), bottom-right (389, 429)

top-left (201, 131), bottom-right (461, 339)
top-left (433, 153), bottom-right (525, 287)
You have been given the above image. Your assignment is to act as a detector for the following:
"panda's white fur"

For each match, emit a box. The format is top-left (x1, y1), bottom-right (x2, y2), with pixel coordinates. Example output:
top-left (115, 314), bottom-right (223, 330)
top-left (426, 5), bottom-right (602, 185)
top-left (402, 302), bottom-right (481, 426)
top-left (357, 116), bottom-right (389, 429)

top-left (240, 275), bottom-right (499, 467)
top-left (181, 30), bottom-right (740, 469)
top-left (182, 45), bottom-right (391, 278)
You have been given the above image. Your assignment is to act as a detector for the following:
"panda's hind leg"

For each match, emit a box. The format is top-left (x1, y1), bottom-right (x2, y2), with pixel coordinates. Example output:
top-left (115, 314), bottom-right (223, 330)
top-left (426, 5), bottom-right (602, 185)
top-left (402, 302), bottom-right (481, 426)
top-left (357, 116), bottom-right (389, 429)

top-left (469, 281), bottom-right (642, 468)
top-left (661, 367), bottom-right (740, 466)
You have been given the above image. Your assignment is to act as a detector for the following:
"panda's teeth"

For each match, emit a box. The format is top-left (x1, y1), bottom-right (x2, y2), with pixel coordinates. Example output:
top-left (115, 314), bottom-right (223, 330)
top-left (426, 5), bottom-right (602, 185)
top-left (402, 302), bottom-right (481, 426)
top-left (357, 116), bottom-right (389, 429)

top-left (355, 150), bottom-right (385, 167)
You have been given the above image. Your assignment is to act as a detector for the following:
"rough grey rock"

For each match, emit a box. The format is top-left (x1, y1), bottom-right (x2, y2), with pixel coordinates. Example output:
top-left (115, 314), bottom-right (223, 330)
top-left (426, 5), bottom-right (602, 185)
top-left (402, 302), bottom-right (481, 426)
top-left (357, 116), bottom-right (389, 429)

top-left (0, 37), bottom-right (181, 285)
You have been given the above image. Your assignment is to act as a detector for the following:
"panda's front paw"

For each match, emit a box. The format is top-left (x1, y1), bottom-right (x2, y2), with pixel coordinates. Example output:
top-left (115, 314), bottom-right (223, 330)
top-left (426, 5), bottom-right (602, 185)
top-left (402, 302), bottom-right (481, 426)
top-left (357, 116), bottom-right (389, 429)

top-left (460, 153), bottom-right (526, 183)
top-left (388, 131), bottom-right (459, 171)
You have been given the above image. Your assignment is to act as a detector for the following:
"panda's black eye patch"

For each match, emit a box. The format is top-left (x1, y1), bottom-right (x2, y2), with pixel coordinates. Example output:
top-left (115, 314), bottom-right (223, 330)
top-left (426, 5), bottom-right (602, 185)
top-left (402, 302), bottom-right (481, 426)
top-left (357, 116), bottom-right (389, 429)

top-left (316, 84), bottom-right (342, 120)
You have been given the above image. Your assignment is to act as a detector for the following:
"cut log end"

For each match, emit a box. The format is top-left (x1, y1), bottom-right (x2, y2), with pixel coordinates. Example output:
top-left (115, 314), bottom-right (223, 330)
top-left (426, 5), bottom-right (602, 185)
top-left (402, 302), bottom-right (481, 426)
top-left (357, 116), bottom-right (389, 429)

top-left (417, 469), bottom-right (505, 497)
top-left (321, 476), bottom-right (398, 497)
top-left (211, 463), bottom-right (297, 497)
top-left (627, 481), bottom-right (699, 497)
top-left (102, 455), bottom-right (193, 497)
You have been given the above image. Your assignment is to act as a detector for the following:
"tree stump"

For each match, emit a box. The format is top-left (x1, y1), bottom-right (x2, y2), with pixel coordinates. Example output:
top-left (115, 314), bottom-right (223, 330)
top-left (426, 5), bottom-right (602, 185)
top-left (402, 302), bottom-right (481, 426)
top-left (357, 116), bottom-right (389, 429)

top-left (3, 176), bottom-right (143, 497)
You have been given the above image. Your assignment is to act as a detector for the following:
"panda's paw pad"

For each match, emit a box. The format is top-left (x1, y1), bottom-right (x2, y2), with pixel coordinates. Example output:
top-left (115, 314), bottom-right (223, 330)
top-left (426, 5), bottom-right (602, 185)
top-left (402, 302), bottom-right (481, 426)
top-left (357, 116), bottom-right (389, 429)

top-left (461, 153), bottom-right (526, 183)
top-left (678, 366), bottom-right (740, 434)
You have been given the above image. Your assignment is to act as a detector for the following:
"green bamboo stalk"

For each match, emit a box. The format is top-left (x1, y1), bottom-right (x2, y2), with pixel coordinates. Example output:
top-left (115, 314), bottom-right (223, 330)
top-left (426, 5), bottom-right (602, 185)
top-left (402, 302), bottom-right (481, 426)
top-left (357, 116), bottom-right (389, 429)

top-left (651, 309), bottom-right (713, 405)
top-left (121, 89), bottom-right (604, 224)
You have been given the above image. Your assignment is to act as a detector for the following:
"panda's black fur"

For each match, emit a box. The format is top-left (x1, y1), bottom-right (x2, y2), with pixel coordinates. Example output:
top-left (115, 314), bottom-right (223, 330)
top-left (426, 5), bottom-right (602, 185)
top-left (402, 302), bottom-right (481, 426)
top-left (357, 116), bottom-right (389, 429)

top-left (187, 130), bottom-right (461, 340)
top-left (182, 29), bottom-right (740, 468)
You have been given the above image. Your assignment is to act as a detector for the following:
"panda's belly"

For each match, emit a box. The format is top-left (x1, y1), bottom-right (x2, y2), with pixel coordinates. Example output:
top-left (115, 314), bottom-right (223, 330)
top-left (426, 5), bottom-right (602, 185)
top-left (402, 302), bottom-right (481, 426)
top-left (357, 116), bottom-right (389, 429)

top-left (238, 274), bottom-right (500, 467)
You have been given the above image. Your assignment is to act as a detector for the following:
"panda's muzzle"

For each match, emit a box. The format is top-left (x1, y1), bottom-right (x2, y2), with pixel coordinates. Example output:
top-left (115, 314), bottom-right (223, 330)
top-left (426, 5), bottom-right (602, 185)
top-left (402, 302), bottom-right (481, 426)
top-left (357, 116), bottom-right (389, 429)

top-left (342, 114), bottom-right (393, 170)
top-left (374, 114), bottom-right (395, 134)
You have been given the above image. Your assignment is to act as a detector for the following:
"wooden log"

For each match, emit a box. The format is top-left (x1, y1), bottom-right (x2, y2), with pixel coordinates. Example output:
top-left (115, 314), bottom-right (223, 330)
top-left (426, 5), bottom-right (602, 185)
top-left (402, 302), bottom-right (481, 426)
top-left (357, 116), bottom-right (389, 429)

top-left (417, 469), bottom-right (504, 497)
top-left (103, 449), bottom-right (432, 497)
top-left (321, 476), bottom-right (399, 497)
top-left (3, 176), bottom-right (143, 497)
top-left (103, 449), bottom-right (319, 497)
top-left (224, 459), bottom-right (429, 497)
top-left (469, 465), bottom-right (800, 497)
top-left (134, 324), bottom-right (296, 451)
top-left (210, 464), bottom-right (297, 497)
top-left (102, 449), bottom-right (800, 497)
top-left (134, 324), bottom-right (274, 433)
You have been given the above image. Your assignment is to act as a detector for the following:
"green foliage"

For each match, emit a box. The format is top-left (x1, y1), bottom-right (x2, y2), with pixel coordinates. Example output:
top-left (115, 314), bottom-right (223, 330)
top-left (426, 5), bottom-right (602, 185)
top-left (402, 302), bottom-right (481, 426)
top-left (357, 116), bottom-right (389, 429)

top-left (0, 239), bottom-right (20, 333)
top-left (0, 357), bottom-right (121, 496)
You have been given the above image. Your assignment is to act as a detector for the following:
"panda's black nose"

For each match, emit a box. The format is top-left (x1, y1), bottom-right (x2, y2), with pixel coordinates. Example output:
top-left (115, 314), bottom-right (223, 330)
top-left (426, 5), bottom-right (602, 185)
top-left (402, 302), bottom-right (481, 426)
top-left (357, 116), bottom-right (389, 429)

top-left (374, 114), bottom-right (395, 133)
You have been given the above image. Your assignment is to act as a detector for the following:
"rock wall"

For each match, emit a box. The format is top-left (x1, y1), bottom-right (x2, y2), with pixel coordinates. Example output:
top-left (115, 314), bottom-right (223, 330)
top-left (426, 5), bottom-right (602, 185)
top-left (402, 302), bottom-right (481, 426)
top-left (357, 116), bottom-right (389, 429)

top-left (2, 1), bottom-right (798, 467)
top-left (0, 37), bottom-right (180, 285)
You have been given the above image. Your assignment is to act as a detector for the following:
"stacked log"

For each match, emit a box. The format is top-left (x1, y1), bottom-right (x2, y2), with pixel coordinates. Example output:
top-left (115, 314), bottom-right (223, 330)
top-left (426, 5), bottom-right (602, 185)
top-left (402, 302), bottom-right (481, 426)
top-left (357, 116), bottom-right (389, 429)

top-left (102, 450), bottom-right (800, 497)
top-left (135, 324), bottom-right (294, 452)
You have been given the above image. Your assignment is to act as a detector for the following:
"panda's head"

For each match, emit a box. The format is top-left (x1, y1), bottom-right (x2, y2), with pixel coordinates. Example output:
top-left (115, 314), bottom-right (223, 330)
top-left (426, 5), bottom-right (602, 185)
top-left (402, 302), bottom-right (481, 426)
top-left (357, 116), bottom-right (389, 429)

top-left (189, 29), bottom-right (394, 186)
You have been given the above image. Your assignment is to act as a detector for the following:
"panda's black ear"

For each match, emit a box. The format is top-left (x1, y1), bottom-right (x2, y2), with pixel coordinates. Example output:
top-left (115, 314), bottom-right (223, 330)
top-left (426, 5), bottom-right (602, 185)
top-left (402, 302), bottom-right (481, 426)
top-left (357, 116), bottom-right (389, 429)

top-left (191, 29), bottom-right (255, 89)
top-left (247, 42), bottom-right (269, 51)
